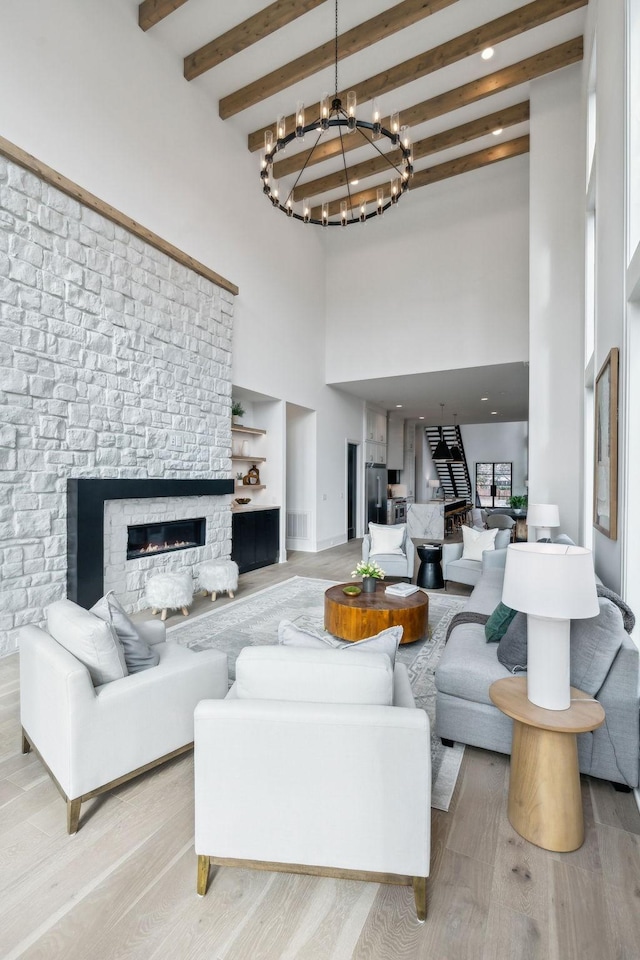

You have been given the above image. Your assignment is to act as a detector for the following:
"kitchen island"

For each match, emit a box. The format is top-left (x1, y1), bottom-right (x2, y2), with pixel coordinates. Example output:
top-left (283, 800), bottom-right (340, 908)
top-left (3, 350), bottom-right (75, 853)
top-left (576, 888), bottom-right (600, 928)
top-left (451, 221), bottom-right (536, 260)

top-left (407, 500), bottom-right (467, 540)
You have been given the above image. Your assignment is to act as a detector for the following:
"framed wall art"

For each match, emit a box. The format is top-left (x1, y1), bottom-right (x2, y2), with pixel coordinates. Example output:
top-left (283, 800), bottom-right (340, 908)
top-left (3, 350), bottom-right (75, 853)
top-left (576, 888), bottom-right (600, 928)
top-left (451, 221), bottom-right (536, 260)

top-left (593, 347), bottom-right (619, 539)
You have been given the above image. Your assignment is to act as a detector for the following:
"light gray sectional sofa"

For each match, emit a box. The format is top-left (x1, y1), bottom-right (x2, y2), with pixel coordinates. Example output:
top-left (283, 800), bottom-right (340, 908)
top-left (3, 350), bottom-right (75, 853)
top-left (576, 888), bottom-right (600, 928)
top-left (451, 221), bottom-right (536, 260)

top-left (435, 552), bottom-right (640, 789)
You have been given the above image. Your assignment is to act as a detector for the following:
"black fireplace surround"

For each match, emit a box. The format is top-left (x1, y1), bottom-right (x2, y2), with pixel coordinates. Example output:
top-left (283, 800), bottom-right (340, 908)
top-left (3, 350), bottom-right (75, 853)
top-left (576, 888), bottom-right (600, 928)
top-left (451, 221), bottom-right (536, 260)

top-left (67, 478), bottom-right (233, 608)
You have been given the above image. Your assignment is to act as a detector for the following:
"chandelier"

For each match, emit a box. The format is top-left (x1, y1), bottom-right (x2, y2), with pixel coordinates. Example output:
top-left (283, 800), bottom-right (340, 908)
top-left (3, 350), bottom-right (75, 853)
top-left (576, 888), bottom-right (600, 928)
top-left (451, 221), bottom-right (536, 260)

top-left (260, 0), bottom-right (413, 226)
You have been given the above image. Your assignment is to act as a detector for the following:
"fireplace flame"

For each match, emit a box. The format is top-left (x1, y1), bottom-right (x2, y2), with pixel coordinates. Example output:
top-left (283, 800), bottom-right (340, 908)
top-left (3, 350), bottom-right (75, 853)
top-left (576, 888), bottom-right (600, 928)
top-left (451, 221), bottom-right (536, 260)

top-left (130, 540), bottom-right (196, 556)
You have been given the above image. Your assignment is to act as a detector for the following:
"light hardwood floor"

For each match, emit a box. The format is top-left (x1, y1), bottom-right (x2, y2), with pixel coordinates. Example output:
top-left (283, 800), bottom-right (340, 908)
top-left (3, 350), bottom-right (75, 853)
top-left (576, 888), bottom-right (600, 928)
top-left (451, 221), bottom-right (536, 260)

top-left (2, 541), bottom-right (639, 960)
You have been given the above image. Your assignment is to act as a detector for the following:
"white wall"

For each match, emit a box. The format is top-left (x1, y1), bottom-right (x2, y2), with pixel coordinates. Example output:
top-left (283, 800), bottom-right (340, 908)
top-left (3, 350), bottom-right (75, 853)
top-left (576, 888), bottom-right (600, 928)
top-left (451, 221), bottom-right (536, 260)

top-left (588, 0), bottom-right (626, 589)
top-left (0, 0), bottom-right (360, 550)
top-left (528, 63), bottom-right (586, 546)
top-left (324, 156), bottom-right (530, 383)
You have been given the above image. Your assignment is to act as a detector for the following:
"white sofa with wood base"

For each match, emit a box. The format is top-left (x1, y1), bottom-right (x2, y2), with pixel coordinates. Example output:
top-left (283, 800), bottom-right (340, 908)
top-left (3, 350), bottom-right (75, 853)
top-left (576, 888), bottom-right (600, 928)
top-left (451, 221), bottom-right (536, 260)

top-left (194, 645), bottom-right (431, 920)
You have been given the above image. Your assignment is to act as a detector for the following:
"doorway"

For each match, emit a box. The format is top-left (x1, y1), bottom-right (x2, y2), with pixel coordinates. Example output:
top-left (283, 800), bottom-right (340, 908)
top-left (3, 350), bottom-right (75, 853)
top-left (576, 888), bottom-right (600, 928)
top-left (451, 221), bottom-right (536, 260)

top-left (347, 443), bottom-right (358, 540)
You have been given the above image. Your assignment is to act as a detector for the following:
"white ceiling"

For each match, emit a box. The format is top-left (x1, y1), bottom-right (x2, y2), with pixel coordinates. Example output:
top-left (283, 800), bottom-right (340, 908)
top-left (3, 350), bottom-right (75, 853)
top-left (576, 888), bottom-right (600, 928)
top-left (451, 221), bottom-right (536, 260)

top-left (133, 0), bottom-right (586, 423)
top-left (331, 361), bottom-right (530, 423)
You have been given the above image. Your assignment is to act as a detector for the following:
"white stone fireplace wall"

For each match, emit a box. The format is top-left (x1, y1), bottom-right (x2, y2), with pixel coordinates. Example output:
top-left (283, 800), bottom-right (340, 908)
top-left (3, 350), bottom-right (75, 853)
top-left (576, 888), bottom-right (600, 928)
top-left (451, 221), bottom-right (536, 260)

top-left (104, 496), bottom-right (228, 612)
top-left (0, 156), bottom-right (234, 655)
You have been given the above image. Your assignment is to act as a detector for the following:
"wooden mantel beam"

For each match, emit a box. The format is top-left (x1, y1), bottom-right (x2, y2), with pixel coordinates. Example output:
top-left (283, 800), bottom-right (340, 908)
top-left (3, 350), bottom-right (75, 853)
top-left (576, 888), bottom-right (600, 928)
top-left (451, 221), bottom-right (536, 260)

top-left (311, 136), bottom-right (530, 219)
top-left (218, 0), bottom-right (460, 117)
top-left (248, 0), bottom-right (587, 151)
top-left (272, 37), bottom-right (583, 179)
top-left (185, 0), bottom-right (329, 81)
top-left (292, 102), bottom-right (530, 201)
top-left (138, 0), bottom-right (190, 31)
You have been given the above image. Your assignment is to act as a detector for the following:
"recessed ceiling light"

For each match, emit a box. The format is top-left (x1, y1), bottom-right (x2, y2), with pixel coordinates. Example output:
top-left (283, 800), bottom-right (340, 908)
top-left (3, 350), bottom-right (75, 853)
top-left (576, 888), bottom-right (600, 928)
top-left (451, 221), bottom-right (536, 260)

top-left (350, 179), bottom-right (359, 185)
top-left (396, 404), bottom-right (403, 408)
top-left (491, 411), bottom-right (498, 415)
top-left (492, 127), bottom-right (503, 136)
top-left (419, 416), bottom-right (425, 420)
top-left (481, 47), bottom-right (494, 60)
top-left (481, 396), bottom-right (488, 401)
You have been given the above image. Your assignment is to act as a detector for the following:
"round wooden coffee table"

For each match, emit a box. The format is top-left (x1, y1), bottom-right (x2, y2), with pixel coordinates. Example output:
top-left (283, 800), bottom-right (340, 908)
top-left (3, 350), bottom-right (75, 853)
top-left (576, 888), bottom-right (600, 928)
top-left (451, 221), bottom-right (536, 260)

top-left (324, 583), bottom-right (429, 644)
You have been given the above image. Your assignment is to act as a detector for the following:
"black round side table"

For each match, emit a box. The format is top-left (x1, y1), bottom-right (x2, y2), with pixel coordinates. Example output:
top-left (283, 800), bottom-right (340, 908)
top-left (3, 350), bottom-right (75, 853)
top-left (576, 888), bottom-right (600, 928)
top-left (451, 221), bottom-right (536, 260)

top-left (416, 544), bottom-right (444, 589)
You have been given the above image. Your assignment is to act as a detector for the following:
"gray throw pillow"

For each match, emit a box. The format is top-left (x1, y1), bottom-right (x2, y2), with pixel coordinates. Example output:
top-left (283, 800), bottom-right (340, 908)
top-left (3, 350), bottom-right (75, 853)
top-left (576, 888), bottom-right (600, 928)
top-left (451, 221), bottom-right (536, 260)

top-left (570, 598), bottom-right (625, 695)
top-left (91, 592), bottom-right (159, 674)
top-left (278, 619), bottom-right (402, 665)
top-left (496, 599), bottom-right (626, 695)
top-left (596, 584), bottom-right (635, 633)
top-left (496, 613), bottom-right (528, 673)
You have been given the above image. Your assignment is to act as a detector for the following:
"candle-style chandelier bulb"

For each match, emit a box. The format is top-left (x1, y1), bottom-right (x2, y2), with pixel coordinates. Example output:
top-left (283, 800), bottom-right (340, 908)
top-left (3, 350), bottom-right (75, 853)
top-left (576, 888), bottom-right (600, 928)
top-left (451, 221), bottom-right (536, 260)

top-left (347, 91), bottom-right (357, 131)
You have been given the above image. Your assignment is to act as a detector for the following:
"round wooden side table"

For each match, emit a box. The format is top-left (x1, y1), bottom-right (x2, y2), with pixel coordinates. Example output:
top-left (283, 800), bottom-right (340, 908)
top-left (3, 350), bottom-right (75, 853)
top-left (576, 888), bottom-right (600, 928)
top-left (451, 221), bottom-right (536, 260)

top-left (489, 676), bottom-right (605, 852)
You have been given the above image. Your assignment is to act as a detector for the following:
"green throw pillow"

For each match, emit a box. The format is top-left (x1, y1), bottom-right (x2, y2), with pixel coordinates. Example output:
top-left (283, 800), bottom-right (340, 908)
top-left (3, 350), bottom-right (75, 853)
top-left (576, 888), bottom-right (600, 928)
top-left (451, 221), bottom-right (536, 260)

top-left (485, 602), bottom-right (518, 643)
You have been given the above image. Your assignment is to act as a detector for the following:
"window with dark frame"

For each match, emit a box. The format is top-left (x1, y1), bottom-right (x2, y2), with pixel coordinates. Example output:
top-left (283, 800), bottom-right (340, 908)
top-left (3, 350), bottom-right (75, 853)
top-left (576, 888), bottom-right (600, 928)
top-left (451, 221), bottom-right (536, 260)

top-left (475, 462), bottom-right (512, 508)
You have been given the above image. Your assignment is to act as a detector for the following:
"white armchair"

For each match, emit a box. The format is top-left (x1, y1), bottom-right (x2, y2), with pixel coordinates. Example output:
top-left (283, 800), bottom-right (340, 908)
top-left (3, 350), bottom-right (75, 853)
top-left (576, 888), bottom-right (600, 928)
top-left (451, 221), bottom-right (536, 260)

top-left (362, 522), bottom-right (414, 580)
top-left (19, 613), bottom-right (228, 833)
top-left (442, 528), bottom-right (512, 588)
top-left (194, 645), bottom-right (431, 920)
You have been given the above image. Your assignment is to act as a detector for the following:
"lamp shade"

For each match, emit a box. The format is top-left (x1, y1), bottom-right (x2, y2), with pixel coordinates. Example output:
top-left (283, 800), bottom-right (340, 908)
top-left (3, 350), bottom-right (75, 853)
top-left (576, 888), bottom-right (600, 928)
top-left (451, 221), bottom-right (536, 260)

top-left (502, 543), bottom-right (599, 620)
top-left (526, 503), bottom-right (560, 530)
top-left (432, 434), bottom-right (453, 461)
top-left (428, 479), bottom-right (440, 489)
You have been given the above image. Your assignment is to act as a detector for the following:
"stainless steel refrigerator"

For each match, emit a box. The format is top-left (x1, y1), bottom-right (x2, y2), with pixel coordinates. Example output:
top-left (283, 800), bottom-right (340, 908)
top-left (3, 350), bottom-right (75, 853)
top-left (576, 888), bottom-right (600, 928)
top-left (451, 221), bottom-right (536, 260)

top-left (366, 463), bottom-right (388, 526)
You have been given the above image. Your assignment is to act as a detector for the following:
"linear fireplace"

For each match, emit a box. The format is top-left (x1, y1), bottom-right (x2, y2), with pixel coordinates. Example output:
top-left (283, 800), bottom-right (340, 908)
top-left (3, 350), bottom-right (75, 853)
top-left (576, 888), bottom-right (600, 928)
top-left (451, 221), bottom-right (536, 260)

top-left (127, 517), bottom-right (206, 560)
top-left (67, 478), bottom-right (234, 608)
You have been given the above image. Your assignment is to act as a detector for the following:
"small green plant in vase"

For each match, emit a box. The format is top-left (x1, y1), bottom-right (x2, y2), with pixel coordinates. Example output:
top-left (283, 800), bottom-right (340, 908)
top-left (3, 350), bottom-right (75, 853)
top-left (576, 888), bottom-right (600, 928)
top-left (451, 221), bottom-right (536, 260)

top-left (232, 400), bottom-right (245, 423)
top-left (351, 560), bottom-right (385, 593)
top-left (508, 494), bottom-right (528, 514)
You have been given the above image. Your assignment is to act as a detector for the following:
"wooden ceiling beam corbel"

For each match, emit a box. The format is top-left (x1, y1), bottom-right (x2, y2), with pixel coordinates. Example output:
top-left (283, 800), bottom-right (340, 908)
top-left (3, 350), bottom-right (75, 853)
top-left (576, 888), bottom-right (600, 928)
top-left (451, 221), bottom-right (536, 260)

top-left (292, 101), bottom-right (530, 201)
top-left (272, 36), bottom-right (583, 179)
top-left (138, 0), bottom-right (190, 31)
top-left (247, 0), bottom-right (587, 152)
top-left (185, 0), bottom-right (330, 81)
top-left (310, 135), bottom-right (530, 219)
top-left (218, 0), bottom-right (460, 117)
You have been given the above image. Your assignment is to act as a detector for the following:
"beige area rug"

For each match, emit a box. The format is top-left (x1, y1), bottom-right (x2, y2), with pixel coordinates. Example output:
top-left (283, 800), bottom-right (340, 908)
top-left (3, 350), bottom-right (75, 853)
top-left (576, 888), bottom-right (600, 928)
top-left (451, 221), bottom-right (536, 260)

top-left (167, 576), bottom-right (466, 811)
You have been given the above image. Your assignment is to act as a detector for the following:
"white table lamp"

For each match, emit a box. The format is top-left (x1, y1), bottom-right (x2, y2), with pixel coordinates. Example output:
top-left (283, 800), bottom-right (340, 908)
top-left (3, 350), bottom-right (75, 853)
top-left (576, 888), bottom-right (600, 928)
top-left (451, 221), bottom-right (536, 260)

top-left (502, 543), bottom-right (599, 710)
top-left (526, 503), bottom-right (560, 540)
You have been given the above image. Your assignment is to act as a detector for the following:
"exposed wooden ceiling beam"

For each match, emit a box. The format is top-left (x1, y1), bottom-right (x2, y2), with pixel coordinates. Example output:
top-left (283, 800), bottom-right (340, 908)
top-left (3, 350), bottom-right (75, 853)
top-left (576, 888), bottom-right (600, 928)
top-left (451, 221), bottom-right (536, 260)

top-left (273, 37), bottom-right (582, 178)
top-left (311, 136), bottom-right (530, 219)
top-left (185, 0), bottom-right (329, 81)
top-left (248, 0), bottom-right (587, 151)
top-left (219, 0), bottom-right (461, 117)
top-left (138, 0), bottom-right (189, 31)
top-left (292, 101), bottom-right (530, 201)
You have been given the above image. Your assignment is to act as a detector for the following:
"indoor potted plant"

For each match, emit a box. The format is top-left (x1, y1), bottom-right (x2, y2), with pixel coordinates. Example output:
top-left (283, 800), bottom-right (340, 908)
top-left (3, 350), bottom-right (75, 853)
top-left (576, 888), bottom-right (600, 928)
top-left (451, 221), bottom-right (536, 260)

top-left (508, 494), bottom-right (528, 515)
top-left (231, 400), bottom-right (245, 424)
top-left (351, 559), bottom-right (385, 593)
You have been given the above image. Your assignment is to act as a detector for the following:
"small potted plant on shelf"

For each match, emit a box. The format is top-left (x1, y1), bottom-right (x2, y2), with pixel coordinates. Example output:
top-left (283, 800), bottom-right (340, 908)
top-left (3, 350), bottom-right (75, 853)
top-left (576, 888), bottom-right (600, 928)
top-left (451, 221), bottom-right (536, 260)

top-left (351, 560), bottom-right (385, 593)
top-left (508, 494), bottom-right (528, 515)
top-left (232, 400), bottom-right (245, 424)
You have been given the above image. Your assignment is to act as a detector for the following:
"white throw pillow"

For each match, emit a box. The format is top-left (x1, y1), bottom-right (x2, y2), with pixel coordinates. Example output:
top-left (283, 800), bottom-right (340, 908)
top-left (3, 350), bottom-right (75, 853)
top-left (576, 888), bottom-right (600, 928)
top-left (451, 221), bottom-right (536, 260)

top-left (461, 525), bottom-right (498, 562)
top-left (368, 522), bottom-right (405, 556)
top-left (236, 645), bottom-right (394, 705)
top-left (278, 619), bottom-right (401, 665)
top-left (46, 599), bottom-right (128, 686)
